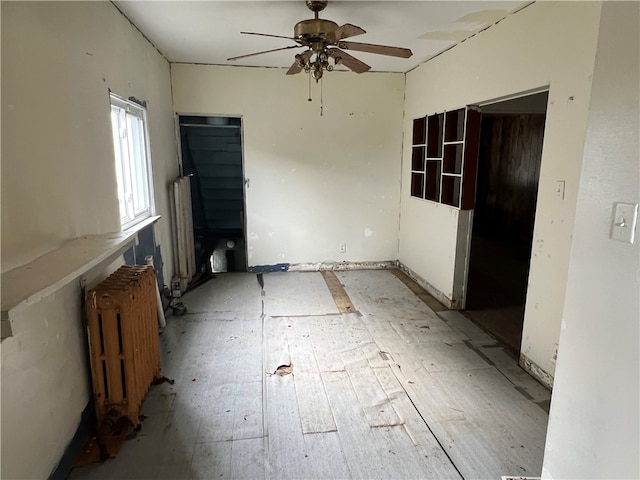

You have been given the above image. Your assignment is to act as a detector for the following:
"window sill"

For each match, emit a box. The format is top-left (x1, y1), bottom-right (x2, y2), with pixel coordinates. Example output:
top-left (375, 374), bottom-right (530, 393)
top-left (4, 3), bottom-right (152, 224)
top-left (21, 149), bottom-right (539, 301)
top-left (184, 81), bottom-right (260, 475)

top-left (1, 215), bottom-right (161, 340)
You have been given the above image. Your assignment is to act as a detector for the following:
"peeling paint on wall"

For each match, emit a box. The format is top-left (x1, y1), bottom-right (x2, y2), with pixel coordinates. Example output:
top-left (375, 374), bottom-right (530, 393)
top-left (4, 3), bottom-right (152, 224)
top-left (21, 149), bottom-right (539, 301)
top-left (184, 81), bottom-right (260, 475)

top-left (419, 9), bottom-right (511, 43)
top-left (456, 9), bottom-right (509, 25)
top-left (288, 260), bottom-right (397, 272)
top-left (520, 352), bottom-right (554, 390)
top-left (397, 262), bottom-right (455, 309)
top-left (419, 30), bottom-right (475, 42)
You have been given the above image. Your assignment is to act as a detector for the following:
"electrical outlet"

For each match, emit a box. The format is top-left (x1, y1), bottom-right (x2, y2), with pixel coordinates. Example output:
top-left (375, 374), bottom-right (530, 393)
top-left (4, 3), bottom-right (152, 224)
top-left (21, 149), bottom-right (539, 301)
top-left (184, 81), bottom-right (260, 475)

top-left (339, 243), bottom-right (346, 253)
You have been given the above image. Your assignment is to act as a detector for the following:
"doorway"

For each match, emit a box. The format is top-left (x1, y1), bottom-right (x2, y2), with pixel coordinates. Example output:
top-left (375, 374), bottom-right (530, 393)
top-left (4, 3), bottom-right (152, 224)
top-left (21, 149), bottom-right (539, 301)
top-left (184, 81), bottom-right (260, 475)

top-left (179, 116), bottom-right (248, 275)
top-left (464, 92), bottom-right (548, 354)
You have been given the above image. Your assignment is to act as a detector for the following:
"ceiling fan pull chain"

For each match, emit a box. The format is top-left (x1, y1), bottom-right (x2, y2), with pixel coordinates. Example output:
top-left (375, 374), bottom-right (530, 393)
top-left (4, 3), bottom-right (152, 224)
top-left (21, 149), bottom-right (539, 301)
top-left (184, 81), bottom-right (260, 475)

top-left (320, 77), bottom-right (324, 116)
top-left (308, 70), bottom-right (312, 102)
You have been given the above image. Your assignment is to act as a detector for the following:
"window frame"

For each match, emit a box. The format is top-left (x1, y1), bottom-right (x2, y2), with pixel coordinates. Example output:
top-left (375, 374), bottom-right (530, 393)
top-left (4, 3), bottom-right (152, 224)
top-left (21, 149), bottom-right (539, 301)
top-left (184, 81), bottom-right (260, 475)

top-left (109, 93), bottom-right (155, 230)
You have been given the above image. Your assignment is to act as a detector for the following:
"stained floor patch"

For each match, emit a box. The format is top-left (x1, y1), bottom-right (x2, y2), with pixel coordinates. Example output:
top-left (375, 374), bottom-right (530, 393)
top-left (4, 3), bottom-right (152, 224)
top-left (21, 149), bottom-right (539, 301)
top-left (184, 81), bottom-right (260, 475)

top-left (320, 270), bottom-right (357, 314)
top-left (390, 269), bottom-right (448, 312)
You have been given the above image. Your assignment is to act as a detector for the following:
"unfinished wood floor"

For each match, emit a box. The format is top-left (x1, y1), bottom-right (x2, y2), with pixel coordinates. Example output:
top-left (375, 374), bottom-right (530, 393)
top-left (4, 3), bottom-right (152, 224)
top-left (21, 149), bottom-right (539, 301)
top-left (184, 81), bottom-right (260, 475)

top-left (70, 269), bottom-right (550, 480)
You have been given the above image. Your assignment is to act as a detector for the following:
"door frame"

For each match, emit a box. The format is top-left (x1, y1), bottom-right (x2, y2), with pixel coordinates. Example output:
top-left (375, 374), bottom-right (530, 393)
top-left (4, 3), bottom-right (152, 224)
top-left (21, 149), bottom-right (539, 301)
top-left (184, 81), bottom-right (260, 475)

top-left (459, 88), bottom-right (550, 350)
top-left (174, 113), bottom-right (248, 273)
top-left (455, 87), bottom-right (551, 309)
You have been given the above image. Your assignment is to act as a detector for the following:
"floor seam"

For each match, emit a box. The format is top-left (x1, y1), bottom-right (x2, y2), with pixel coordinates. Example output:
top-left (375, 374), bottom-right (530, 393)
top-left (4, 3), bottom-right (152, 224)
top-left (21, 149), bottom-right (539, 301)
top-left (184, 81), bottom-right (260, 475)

top-left (386, 363), bottom-right (466, 480)
top-left (354, 314), bottom-right (467, 480)
top-left (257, 273), bottom-right (270, 480)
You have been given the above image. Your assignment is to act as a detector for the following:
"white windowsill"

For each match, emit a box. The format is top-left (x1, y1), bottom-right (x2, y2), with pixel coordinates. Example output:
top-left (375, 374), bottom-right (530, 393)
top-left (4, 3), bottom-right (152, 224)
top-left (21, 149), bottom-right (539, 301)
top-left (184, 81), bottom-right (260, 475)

top-left (1, 215), bottom-right (161, 340)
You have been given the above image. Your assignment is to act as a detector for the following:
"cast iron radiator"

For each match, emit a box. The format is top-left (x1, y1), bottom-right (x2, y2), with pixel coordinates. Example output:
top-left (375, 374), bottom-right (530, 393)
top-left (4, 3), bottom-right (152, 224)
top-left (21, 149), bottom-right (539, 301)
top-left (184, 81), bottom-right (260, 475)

top-left (86, 265), bottom-right (161, 455)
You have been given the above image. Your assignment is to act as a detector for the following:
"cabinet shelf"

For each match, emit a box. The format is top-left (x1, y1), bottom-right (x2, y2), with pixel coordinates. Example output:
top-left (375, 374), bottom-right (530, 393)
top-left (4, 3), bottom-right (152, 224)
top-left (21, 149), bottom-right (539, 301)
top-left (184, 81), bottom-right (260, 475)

top-left (443, 143), bottom-right (464, 174)
top-left (445, 109), bottom-right (465, 142)
top-left (412, 146), bottom-right (426, 171)
top-left (441, 176), bottom-right (462, 207)
top-left (413, 116), bottom-right (426, 145)
top-left (410, 107), bottom-right (480, 209)
top-left (426, 113), bottom-right (444, 159)
top-left (411, 172), bottom-right (425, 198)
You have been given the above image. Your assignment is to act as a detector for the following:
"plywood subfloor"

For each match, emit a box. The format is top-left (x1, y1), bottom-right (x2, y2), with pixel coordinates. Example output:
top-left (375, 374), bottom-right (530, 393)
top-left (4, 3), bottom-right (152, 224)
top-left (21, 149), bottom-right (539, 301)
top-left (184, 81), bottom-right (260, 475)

top-left (69, 270), bottom-right (549, 480)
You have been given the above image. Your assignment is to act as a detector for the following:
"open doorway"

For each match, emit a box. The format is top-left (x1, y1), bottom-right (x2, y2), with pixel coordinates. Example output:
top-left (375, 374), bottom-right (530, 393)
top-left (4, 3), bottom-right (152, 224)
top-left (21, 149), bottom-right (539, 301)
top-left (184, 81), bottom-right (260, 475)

top-left (464, 91), bottom-right (548, 354)
top-left (179, 116), bottom-right (247, 275)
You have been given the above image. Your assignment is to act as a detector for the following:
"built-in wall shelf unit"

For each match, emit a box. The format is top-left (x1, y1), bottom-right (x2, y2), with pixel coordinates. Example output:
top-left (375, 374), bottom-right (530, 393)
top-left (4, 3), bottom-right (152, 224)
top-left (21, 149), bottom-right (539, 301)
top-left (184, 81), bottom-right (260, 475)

top-left (1, 216), bottom-right (161, 340)
top-left (410, 107), bottom-right (480, 209)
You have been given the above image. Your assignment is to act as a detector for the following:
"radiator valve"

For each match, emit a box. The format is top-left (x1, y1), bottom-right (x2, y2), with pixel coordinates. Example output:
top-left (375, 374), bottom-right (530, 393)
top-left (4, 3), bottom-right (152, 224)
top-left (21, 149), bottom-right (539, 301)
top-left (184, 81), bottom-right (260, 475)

top-left (171, 277), bottom-right (182, 298)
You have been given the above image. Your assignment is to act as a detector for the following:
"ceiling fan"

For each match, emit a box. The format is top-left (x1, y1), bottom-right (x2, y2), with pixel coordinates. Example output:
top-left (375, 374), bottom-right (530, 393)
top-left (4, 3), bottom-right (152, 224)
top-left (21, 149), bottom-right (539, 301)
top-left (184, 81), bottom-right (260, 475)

top-left (227, 0), bottom-right (413, 81)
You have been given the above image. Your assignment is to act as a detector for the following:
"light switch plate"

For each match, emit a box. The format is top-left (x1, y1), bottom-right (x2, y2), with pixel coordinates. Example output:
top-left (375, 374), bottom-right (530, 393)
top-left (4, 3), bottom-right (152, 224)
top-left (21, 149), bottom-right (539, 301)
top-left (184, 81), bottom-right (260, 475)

top-left (610, 202), bottom-right (638, 244)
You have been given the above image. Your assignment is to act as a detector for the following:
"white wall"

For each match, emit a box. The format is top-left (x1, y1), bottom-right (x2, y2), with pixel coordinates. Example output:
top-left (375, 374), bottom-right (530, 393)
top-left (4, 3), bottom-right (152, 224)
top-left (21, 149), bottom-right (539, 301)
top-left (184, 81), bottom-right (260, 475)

top-left (400, 2), bottom-right (602, 380)
top-left (2, 282), bottom-right (88, 479)
top-left (1, 2), bottom-right (178, 278)
top-left (171, 65), bottom-right (405, 267)
top-left (1, 2), bottom-right (178, 478)
top-left (542, 2), bottom-right (639, 478)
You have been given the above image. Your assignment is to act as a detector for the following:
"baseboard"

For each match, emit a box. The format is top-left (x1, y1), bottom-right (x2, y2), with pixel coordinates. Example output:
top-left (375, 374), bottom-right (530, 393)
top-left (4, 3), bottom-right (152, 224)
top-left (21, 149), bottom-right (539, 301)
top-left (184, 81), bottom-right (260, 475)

top-left (286, 260), bottom-right (398, 272)
top-left (48, 401), bottom-right (94, 480)
top-left (501, 476), bottom-right (540, 480)
top-left (396, 262), bottom-right (455, 309)
top-left (519, 353), bottom-right (554, 390)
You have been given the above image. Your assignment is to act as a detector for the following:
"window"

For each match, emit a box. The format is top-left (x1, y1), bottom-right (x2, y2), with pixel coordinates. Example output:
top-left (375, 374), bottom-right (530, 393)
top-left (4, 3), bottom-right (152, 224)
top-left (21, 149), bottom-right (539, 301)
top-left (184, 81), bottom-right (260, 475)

top-left (110, 94), bottom-right (154, 229)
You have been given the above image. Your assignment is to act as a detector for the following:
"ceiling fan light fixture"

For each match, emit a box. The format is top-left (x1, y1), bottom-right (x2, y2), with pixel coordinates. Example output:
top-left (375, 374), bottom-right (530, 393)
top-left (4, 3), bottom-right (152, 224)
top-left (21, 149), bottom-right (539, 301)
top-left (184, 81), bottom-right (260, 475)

top-left (312, 62), bottom-right (324, 80)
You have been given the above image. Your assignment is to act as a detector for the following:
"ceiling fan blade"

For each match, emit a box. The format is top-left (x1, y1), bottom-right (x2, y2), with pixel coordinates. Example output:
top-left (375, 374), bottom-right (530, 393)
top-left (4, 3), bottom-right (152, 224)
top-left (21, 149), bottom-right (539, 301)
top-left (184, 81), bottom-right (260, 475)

top-left (240, 31), bottom-right (300, 42)
top-left (338, 41), bottom-right (413, 58)
top-left (325, 23), bottom-right (366, 44)
top-left (286, 62), bottom-right (304, 75)
top-left (327, 48), bottom-right (370, 74)
top-left (227, 45), bottom-right (303, 61)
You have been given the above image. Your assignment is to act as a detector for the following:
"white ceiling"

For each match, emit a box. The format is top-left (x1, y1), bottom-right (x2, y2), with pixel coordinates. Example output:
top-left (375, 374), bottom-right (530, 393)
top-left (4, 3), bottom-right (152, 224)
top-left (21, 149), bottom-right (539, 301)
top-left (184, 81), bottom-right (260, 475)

top-left (114, 1), bottom-right (531, 73)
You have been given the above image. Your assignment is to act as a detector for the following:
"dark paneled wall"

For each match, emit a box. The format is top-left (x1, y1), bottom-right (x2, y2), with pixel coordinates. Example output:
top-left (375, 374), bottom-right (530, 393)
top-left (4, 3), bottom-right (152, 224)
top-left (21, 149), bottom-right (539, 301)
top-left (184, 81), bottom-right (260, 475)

top-left (179, 116), bottom-right (246, 273)
top-left (180, 123), bottom-right (244, 236)
top-left (474, 114), bottom-right (546, 243)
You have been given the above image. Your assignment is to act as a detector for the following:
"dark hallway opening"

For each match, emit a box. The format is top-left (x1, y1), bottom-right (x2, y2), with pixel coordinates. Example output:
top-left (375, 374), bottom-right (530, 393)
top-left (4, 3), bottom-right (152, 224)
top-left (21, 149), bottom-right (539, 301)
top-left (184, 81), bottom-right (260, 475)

top-left (179, 116), bottom-right (248, 276)
top-left (464, 92), bottom-right (548, 354)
